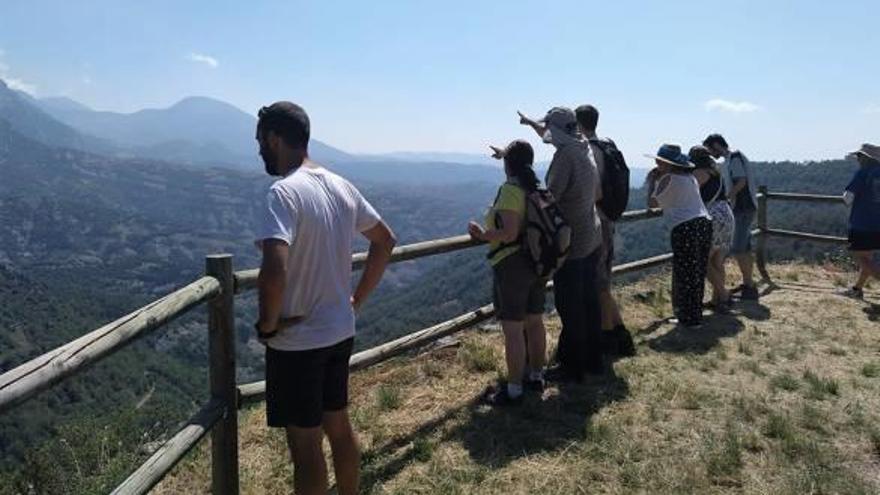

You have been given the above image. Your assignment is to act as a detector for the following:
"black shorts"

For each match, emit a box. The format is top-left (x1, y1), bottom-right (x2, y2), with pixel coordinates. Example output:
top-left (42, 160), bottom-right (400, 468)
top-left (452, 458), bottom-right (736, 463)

top-left (848, 230), bottom-right (880, 251)
top-left (492, 252), bottom-right (546, 321)
top-left (265, 337), bottom-right (354, 428)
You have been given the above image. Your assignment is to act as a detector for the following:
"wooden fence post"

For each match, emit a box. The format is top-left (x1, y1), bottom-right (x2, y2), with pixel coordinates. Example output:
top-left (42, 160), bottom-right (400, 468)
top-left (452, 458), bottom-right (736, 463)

top-left (206, 254), bottom-right (239, 495)
top-left (756, 186), bottom-right (771, 282)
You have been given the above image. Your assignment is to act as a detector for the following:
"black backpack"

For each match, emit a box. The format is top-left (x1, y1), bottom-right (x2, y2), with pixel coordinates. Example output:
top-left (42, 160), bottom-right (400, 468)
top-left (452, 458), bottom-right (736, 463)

top-left (590, 138), bottom-right (630, 221)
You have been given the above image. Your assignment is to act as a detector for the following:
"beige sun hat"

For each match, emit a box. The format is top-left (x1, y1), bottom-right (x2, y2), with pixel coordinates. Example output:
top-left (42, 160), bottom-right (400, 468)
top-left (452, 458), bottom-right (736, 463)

top-left (847, 143), bottom-right (880, 162)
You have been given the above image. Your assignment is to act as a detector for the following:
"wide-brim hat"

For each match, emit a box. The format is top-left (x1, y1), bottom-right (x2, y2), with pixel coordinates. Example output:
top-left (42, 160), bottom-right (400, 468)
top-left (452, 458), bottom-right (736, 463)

top-left (644, 143), bottom-right (695, 169)
top-left (847, 143), bottom-right (880, 162)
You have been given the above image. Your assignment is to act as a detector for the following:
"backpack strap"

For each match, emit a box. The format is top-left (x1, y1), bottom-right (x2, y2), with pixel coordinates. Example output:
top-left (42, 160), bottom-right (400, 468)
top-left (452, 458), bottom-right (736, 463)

top-left (485, 185), bottom-right (528, 260)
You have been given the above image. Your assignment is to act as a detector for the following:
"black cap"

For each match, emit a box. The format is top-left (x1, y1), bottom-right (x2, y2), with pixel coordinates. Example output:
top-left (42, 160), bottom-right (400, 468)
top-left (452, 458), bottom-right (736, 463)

top-left (702, 133), bottom-right (728, 150)
top-left (688, 145), bottom-right (716, 169)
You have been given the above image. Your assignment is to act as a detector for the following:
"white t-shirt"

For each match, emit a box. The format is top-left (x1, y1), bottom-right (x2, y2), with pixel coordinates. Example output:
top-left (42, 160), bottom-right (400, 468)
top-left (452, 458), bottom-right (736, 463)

top-left (255, 164), bottom-right (381, 351)
top-left (720, 150), bottom-right (758, 210)
top-left (652, 172), bottom-right (710, 229)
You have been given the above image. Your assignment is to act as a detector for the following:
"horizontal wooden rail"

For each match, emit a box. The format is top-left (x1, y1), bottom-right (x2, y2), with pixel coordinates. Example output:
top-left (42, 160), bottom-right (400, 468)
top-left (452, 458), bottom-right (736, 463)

top-left (233, 208), bottom-right (665, 293)
top-left (111, 399), bottom-right (226, 495)
top-left (0, 276), bottom-right (221, 414)
top-left (238, 302), bottom-right (498, 405)
top-left (764, 228), bottom-right (848, 244)
top-left (610, 252), bottom-right (673, 276)
top-left (764, 192), bottom-right (845, 204)
top-left (234, 235), bottom-right (483, 293)
top-left (237, 248), bottom-right (677, 405)
top-left (617, 207), bottom-right (663, 222)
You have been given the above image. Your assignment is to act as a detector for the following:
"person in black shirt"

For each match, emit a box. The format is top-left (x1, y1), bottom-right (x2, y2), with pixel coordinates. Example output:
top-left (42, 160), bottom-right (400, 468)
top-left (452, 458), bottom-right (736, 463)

top-left (689, 146), bottom-right (734, 311)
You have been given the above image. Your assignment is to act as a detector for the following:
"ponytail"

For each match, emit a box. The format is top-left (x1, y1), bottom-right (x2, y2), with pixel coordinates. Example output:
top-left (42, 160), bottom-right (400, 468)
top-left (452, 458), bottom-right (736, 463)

top-left (503, 139), bottom-right (539, 193)
top-left (509, 164), bottom-right (540, 193)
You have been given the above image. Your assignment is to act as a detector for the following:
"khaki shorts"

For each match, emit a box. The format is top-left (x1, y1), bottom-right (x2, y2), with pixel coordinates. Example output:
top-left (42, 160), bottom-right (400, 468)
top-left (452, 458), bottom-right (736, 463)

top-left (596, 219), bottom-right (614, 291)
top-left (492, 252), bottom-right (546, 321)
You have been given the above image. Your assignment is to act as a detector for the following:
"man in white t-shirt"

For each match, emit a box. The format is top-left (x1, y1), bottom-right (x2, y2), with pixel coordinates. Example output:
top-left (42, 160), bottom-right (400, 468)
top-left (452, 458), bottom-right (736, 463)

top-left (253, 101), bottom-right (396, 495)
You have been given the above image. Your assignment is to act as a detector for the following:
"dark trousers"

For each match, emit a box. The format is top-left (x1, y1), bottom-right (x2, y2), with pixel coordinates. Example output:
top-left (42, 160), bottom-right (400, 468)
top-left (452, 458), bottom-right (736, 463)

top-left (670, 217), bottom-right (713, 326)
top-left (552, 249), bottom-right (603, 376)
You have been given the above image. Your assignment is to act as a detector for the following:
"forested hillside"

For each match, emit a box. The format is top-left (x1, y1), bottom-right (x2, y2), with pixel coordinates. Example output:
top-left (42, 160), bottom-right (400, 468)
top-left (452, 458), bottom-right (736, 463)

top-left (0, 107), bottom-right (862, 491)
top-left (0, 119), bottom-right (498, 471)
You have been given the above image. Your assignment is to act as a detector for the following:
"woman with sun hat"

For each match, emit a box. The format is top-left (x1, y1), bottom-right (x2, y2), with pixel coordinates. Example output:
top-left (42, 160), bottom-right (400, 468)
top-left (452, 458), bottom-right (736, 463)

top-left (645, 144), bottom-right (713, 327)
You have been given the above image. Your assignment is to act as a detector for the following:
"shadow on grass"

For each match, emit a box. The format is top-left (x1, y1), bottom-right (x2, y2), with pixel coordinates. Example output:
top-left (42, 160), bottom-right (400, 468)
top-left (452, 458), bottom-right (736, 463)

top-left (359, 398), bottom-right (477, 492)
top-left (644, 312), bottom-right (745, 354)
top-left (731, 299), bottom-right (772, 321)
top-left (865, 304), bottom-right (880, 322)
top-left (359, 365), bottom-right (630, 489)
top-left (453, 367), bottom-right (629, 469)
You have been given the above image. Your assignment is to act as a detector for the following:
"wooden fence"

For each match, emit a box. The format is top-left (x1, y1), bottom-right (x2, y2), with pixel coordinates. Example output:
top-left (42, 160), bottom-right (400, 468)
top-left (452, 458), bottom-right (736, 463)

top-left (0, 190), bottom-right (847, 494)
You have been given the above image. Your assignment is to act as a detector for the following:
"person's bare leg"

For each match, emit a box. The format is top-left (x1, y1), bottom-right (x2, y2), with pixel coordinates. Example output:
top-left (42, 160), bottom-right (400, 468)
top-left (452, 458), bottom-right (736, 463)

top-left (524, 314), bottom-right (546, 372)
top-left (706, 249), bottom-right (730, 303)
top-left (285, 426), bottom-right (328, 495)
top-left (736, 252), bottom-right (755, 287)
top-left (705, 248), bottom-right (723, 303)
top-left (501, 320), bottom-right (526, 386)
top-left (322, 409), bottom-right (360, 495)
top-left (854, 251), bottom-right (880, 283)
top-left (855, 267), bottom-right (870, 289)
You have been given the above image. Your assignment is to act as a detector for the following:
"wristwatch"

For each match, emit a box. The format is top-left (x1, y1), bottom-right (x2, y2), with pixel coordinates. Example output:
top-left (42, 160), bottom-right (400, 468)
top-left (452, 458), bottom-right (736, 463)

top-left (254, 322), bottom-right (279, 340)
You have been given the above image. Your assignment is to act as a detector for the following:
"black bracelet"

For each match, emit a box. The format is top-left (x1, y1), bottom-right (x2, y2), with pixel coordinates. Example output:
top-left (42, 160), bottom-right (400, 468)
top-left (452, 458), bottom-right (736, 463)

top-left (254, 322), bottom-right (279, 340)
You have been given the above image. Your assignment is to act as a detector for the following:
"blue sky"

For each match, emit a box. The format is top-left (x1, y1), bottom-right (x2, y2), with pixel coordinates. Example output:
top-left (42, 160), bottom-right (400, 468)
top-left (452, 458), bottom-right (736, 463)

top-left (0, 0), bottom-right (877, 163)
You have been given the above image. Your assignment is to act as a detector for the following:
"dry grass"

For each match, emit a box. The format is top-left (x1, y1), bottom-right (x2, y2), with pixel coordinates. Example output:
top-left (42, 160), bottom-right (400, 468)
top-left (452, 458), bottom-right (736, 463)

top-left (156, 262), bottom-right (880, 494)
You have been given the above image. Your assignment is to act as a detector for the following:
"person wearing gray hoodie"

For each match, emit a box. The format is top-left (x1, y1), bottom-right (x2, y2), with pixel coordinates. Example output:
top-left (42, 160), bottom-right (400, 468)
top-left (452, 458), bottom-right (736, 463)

top-left (519, 107), bottom-right (604, 381)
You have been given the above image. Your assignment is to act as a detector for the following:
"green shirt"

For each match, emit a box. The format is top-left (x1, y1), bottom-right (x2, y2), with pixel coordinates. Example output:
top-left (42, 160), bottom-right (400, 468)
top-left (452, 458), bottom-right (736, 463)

top-left (485, 183), bottom-right (526, 266)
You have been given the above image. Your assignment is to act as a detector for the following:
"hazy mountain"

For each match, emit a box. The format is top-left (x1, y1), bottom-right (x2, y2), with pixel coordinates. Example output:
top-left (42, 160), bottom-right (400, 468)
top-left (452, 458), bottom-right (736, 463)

top-left (0, 80), bottom-right (112, 154)
top-left (368, 151), bottom-right (500, 167)
top-left (36, 96), bottom-right (93, 113)
top-left (34, 94), bottom-right (353, 168)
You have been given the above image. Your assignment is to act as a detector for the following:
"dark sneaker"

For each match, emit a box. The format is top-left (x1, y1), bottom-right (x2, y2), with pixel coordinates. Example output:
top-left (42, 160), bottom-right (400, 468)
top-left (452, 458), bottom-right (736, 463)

top-left (481, 385), bottom-right (523, 407)
top-left (706, 299), bottom-right (732, 314)
top-left (584, 359), bottom-right (605, 376)
top-left (544, 365), bottom-right (583, 384)
top-left (740, 285), bottom-right (760, 300)
top-left (614, 327), bottom-right (636, 357)
top-left (839, 286), bottom-right (864, 300)
top-left (523, 376), bottom-right (545, 393)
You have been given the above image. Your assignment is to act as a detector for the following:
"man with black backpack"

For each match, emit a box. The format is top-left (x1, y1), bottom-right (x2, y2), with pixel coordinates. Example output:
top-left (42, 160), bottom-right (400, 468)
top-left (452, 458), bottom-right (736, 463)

top-left (575, 105), bottom-right (635, 357)
top-left (520, 107), bottom-right (604, 381)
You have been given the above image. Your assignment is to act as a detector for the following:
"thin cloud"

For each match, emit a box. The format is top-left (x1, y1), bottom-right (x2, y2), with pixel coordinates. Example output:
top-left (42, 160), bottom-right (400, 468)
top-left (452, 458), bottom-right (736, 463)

top-left (5, 77), bottom-right (37, 95)
top-left (705, 99), bottom-right (761, 113)
top-left (862, 104), bottom-right (880, 114)
top-left (0, 50), bottom-right (37, 95)
top-left (187, 52), bottom-right (219, 68)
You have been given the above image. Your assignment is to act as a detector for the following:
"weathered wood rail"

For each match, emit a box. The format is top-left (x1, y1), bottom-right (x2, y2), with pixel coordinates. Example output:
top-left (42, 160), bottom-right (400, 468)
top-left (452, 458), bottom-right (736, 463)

top-left (0, 192), bottom-right (846, 494)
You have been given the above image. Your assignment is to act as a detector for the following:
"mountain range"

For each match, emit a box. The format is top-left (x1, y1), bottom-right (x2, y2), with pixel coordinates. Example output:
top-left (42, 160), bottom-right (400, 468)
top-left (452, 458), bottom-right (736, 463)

top-left (1, 79), bottom-right (652, 184)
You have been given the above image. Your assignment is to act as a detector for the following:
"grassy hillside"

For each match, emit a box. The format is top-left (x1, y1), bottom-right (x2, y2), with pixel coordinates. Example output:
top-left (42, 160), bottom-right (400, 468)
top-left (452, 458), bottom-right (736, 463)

top-left (158, 263), bottom-right (880, 494)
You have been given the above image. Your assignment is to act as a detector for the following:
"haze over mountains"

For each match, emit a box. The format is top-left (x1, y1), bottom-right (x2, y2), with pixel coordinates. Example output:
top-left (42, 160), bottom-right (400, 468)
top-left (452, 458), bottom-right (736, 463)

top-left (1, 79), bottom-right (652, 184)
top-left (0, 79), bottom-right (507, 181)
